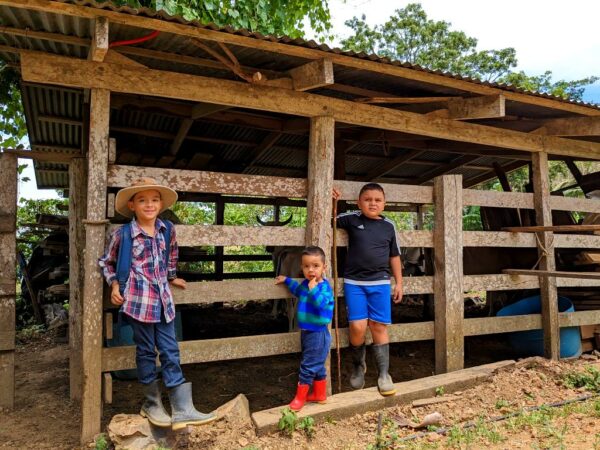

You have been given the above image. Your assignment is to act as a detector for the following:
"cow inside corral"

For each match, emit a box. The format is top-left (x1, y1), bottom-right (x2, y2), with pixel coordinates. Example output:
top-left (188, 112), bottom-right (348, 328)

top-left (268, 245), bottom-right (303, 331)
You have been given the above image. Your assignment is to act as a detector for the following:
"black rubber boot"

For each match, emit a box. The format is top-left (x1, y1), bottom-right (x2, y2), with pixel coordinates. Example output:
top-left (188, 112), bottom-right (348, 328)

top-left (168, 382), bottom-right (217, 430)
top-left (349, 343), bottom-right (367, 390)
top-left (140, 380), bottom-right (171, 427)
top-left (372, 343), bottom-right (396, 396)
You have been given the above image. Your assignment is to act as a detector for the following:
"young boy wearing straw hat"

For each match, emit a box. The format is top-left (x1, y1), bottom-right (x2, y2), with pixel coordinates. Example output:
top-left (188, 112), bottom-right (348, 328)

top-left (99, 177), bottom-right (216, 430)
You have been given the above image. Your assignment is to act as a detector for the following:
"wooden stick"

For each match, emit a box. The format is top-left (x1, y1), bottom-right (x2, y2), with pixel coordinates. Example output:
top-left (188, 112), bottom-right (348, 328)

top-left (503, 269), bottom-right (600, 279)
top-left (332, 196), bottom-right (342, 393)
top-left (503, 225), bottom-right (600, 233)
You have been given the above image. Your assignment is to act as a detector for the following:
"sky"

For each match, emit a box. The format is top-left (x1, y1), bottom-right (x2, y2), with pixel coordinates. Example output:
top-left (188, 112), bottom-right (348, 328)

top-left (18, 0), bottom-right (600, 200)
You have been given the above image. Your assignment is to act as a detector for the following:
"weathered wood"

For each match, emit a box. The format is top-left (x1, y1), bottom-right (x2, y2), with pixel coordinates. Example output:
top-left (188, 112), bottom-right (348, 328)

top-left (286, 58), bottom-right (334, 91)
top-left (0, 152), bottom-right (17, 409)
top-left (69, 157), bottom-right (87, 401)
top-left (532, 151), bottom-right (559, 360)
top-left (6, 0), bottom-right (600, 116)
top-left (532, 116), bottom-right (600, 136)
top-left (104, 313), bottom-right (113, 340)
top-left (463, 189), bottom-right (533, 209)
top-left (503, 225), bottom-right (600, 233)
top-left (81, 88), bottom-right (110, 443)
top-left (464, 315), bottom-right (541, 336)
top-left (0, 213), bottom-right (15, 232)
top-left (550, 196), bottom-right (600, 214)
top-left (0, 148), bottom-right (82, 163)
top-left (463, 274), bottom-right (539, 291)
top-left (108, 138), bottom-right (116, 164)
top-left (108, 165), bottom-right (306, 198)
top-left (446, 95), bottom-right (505, 120)
top-left (102, 373), bottom-right (112, 404)
top-left (558, 310), bottom-right (600, 327)
top-left (88, 17), bottom-right (108, 62)
top-left (20, 52), bottom-right (600, 159)
top-left (334, 180), bottom-right (433, 204)
top-left (104, 49), bottom-right (146, 68)
top-left (433, 175), bottom-right (464, 373)
top-left (503, 269), bottom-right (600, 280)
top-left (463, 231), bottom-right (536, 247)
top-left (335, 229), bottom-right (434, 248)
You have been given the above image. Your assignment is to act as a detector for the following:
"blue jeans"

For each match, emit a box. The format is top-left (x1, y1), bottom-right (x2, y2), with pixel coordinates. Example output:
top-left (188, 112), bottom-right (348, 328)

top-left (126, 308), bottom-right (185, 388)
top-left (299, 329), bottom-right (331, 385)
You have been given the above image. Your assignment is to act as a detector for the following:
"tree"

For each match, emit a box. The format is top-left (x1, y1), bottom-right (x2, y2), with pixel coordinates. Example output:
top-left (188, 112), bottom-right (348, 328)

top-left (341, 4), bottom-right (598, 100)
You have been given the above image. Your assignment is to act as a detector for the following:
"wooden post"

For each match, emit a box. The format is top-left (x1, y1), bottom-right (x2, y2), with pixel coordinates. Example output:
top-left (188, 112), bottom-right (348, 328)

top-left (0, 152), bottom-right (17, 409)
top-left (433, 175), bottom-right (464, 373)
top-left (306, 115), bottom-right (335, 392)
top-left (69, 157), bottom-right (87, 401)
top-left (532, 152), bottom-right (559, 360)
top-left (81, 88), bottom-right (110, 443)
top-left (215, 196), bottom-right (225, 281)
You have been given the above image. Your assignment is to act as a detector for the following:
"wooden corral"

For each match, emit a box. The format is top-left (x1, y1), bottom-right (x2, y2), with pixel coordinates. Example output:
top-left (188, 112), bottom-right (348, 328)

top-left (2, 0), bottom-right (600, 443)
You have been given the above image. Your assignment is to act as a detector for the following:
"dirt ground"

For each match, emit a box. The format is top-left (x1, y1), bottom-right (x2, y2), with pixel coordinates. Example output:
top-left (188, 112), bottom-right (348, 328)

top-left (2, 304), bottom-right (600, 449)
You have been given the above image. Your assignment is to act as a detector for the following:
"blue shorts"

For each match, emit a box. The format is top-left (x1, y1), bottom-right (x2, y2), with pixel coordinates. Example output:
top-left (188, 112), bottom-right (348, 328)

top-left (344, 281), bottom-right (392, 325)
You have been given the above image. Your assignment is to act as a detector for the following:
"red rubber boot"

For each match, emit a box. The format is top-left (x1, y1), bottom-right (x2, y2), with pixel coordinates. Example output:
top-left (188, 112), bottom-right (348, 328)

top-left (289, 383), bottom-right (310, 411)
top-left (306, 379), bottom-right (327, 403)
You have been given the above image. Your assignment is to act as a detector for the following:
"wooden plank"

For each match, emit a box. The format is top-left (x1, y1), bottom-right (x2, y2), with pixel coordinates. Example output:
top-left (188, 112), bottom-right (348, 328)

top-left (0, 152), bottom-right (17, 409)
top-left (463, 231), bottom-right (536, 247)
top-left (446, 95), bottom-right (505, 120)
top-left (287, 58), bottom-right (334, 91)
top-left (532, 151), bottom-right (559, 360)
top-left (463, 274), bottom-right (539, 291)
top-left (464, 315), bottom-right (541, 336)
top-left (107, 138), bottom-right (116, 164)
top-left (103, 49), bottom-right (146, 68)
top-left (111, 224), bottom-right (306, 247)
top-left (1, 148), bottom-right (82, 163)
top-left (69, 157), bottom-right (87, 401)
top-left (334, 180), bottom-right (433, 204)
top-left (19, 52), bottom-right (600, 159)
top-left (6, 0), bottom-right (599, 116)
top-left (550, 196), bottom-right (600, 214)
top-left (433, 175), bottom-right (464, 373)
top-left (504, 269), bottom-right (600, 280)
top-left (503, 225), bottom-right (600, 233)
top-left (558, 310), bottom-right (600, 327)
top-left (463, 189), bottom-right (533, 209)
top-left (532, 116), bottom-right (600, 137)
top-left (335, 229), bottom-right (434, 248)
top-left (252, 361), bottom-right (514, 435)
top-left (107, 165), bottom-right (307, 198)
top-left (81, 88), bottom-right (109, 443)
top-left (88, 17), bottom-right (108, 62)
top-left (104, 313), bottom-right (113, 340)
top-left (102, 373), bottom-right (112, 404)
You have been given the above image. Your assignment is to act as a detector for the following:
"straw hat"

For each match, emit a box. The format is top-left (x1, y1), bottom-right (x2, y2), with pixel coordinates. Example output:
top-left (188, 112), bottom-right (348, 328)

top-left (115, 177), bottom-right (178, 218)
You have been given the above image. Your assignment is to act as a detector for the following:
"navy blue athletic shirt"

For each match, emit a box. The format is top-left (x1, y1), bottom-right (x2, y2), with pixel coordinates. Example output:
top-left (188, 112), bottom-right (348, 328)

top-left (336, 211), bottom-right (401, 282)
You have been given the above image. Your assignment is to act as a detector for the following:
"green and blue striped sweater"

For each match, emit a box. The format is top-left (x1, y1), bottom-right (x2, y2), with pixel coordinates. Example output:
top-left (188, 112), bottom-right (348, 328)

top-left (283, 278), bottom-right (334, 331)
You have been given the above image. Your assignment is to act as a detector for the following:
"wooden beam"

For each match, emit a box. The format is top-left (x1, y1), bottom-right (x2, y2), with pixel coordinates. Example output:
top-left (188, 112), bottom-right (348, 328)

top-left (242, 132), bottom-right (283, 172)
top-left (504, 269), bottom-right (600, 280)
top-left (433, 175), bottom-right (464, 373)
top-left (103, 49), bottom-right (146, 68)
top-left (0, 152), bottom-right (17, 409)
top-left (38, 114), bottom-right (83, 126)
top-left (191, 103), bottom-right (230, 120)
top-left (531, 116), bottom-right (600, 136)
top-left (68, 157), bottom-right (87, 401)
top-left (1, 148), bottom-right (82, 163)
top-left (413, 155), bottom-right (481, 185)
top-left (287, 58), bottom-right (334, 91)
top-left (532, 152), bottom-right (560, 360)
top-left (169, 118), bottom-right (193, 156)
top-left (355, 96), bottom-right (455, 104)
top-left (6, 0), bottom-right (599, 115)
top-left (492, 161), bottom-right (512, 192)
top-left (20, 52), bottom-right (600, 158)
top-left (81, 88), bottom-right (109, 443)
top-left (364, 149), bottom-right (424, 181)
top-left (88, 17), bottom-right (108, 62)
top-left (446, 95), bottom-right (506, 120)
top-left (503, 224), bottom-right (600, 233)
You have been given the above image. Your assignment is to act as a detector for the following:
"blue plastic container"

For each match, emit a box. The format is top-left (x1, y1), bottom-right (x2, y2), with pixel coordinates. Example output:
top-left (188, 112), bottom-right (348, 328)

top-left (497, 295), bottom-right (581, 359)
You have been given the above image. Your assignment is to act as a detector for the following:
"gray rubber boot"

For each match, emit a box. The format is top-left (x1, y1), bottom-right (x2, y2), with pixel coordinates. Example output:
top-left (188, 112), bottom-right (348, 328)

top-left (349, 343), bottom-right (367, 390)
top-left (168, 382), bottom-right (217, 430)
top-left (372, 343), bottom-right (396, 396)
top-left (140, 380), bottom-right (171, 427)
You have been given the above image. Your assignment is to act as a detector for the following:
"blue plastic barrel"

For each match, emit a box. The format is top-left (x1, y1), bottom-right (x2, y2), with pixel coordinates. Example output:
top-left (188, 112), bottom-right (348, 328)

top-left (496, 295), bottom-right (581, 359)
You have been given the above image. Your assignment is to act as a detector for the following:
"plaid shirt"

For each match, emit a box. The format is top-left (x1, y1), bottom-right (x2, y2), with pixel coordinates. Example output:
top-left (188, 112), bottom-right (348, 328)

top-left (99, 218), bottom-right (178, 323)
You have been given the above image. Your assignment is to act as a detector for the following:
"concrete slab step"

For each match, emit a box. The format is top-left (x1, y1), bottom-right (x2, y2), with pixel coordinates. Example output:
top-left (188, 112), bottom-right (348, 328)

top-left (252, 360), bottom-right (515, 435)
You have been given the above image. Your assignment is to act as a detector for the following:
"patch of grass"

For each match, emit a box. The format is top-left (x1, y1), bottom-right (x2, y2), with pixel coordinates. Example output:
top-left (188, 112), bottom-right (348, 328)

top-left (563, 366), bottom-right (600, 392)
top-left (435, 386), bottom-right (445, 397)
top-left (495, 399), bottom-right (510, 410)
top-left (241, 446), bottom-right (260, 450)
top-left (94, 433), bottom-right (108, 450)
top-left (277, 407), bottom-right (315, 439)
top-left (15, 324), bottom-right (45, 343)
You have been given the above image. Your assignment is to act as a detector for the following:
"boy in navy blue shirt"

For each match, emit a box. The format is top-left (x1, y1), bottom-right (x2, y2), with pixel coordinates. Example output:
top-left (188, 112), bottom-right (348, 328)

top-left (275, 246), bottom-right (334, 411)
top-left (333, 183), bottom-right (403, 396)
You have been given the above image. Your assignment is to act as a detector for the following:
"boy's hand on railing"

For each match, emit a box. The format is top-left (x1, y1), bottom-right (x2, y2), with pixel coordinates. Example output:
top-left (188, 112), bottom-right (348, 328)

top-left (275, 275), bottom-right (286, 285)
top-left (169, 278), bottom-right (187, 290)
top-left (332, 188), bottom-right (341, 200)
top-left (392, 284), bottom-right (403, 304)
top-left (110, 281), bottom-right (124, 306)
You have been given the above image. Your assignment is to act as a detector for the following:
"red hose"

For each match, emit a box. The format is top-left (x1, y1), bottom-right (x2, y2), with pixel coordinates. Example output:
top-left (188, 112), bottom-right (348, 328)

top-left (109, 30), bottom-right (160, 48)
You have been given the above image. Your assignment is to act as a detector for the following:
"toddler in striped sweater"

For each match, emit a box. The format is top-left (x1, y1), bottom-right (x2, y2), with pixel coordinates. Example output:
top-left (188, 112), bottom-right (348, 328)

top-left (275, 246), bottom-right (334, 411)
